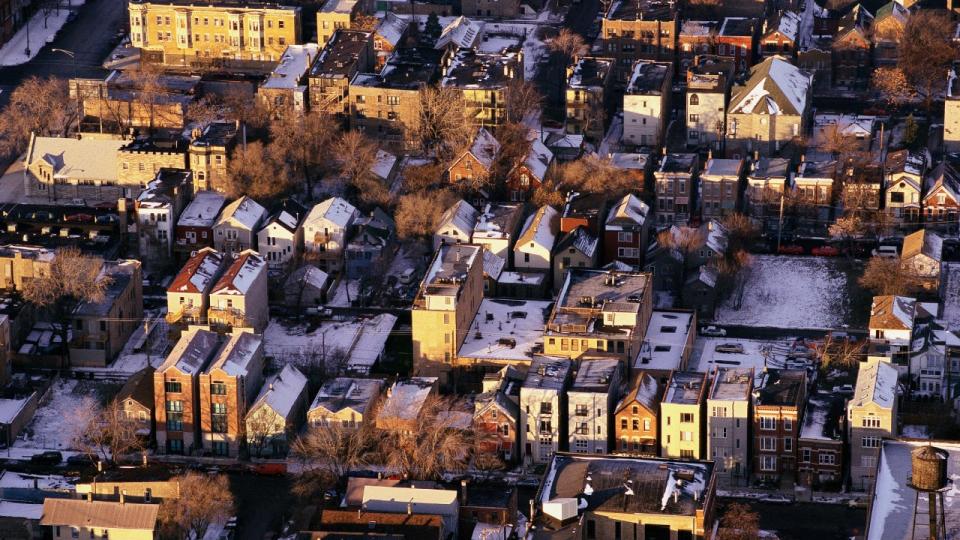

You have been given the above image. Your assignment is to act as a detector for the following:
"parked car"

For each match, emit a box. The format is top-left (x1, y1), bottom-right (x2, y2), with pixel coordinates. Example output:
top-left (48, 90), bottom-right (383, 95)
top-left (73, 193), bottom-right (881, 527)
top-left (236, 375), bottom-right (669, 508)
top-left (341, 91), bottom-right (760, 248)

top-left (715, 343), bottom-right (745, 354)
top-left (872, 245), bottom-right (899, 258)
top-left (812, 245), bottom-right (840, 257)
top-left (30, 451), bottom-right (63, 466)
top-left (778, 245), bottom-right (805, 255)
top-left (398, 268), bottom-right (418, 285)
top-left (251, 462), bottom-right (286, 476)
top-left (700, 325), bottom-right (726, 337)
top-left (66, 454), bottom-right (95, 467)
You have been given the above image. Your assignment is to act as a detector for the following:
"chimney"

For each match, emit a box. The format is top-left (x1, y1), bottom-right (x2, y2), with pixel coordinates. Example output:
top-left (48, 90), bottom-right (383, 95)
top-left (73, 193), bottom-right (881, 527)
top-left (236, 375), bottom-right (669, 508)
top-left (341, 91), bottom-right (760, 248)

top-left (142, 452), bottom-right (148, 467)
top-left (707, 149), bottom-right (713, 160)
top-left (406, 501), bottom-right (413, 515)
top-left (529, 498), bottom-right (536, 522)
top-left (753, 150), bottom-right (759, 161)
top-left (120, 490), bottom-right (126, 505)
top-left (86, 491), bottom-right (93, 502)
top-left (460, 479), bottom-right (468, 506)
top-left (97, 460), bottom-right (103, 472)
top-left (661, 146), bottom-right (667, 156)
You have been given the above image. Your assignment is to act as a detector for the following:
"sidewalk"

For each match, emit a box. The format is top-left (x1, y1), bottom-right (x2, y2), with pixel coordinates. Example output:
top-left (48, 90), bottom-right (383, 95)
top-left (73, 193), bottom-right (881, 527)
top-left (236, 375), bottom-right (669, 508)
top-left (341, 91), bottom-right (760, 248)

top-left (0, 0), bottom-right (85, 66)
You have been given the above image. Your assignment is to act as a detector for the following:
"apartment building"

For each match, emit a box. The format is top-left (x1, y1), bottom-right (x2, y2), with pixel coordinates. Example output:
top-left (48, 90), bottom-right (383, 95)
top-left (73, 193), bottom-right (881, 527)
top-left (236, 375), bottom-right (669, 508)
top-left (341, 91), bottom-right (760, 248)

top-left (117, 137), bottom-right (189, 190)
top-left (622, 61), bottom-right (671, 148)
top-left (716, 17), bottom-right (756, 72)
top-left (654, 153), bottom-right (700, 225)
top-left (303, 197), bottom-right (359, 273)
top-left (155, 327), bottom-right (221, 454)
top-left (165, 247), bottom-right (225, 327)
top-left (129, 0), bottom-right (302, 68)
top-left (599, 0), bottom-right (677, 83)
top-left (307, 377), bottom-right (383, 428)
top-left (568, 359), bottom-right (621, 455)
top-left (350, 58), bottom-right (437, 147)
top-left (700, 157), bottom-right (744, 220)
top-left (752, 369), bottom-right (807, 485)
top-left (258, 43), bottom-right (320, 113)
top-left (208, 250), bottom-right (269, 333)
top-left (441, 48), bottom-right (522, 128)
top-left (544, 269), bottom-right (653, 364)
top-left (520, 357), bottom-right (572, 463)
top-left (707, 368), bottom-right (753, 486)
top-left (797, 390), bottom-right (844, 489)
top-left (848, 358), bottom-right (898, 491)
top-left (188, 121), bottom-right (238, 193)
top-left (135, 168), bottom-right (193, 271)
top-left (745, 156), bottom-right (792, 231)
top-left (316, 0), bottom-right (359, 47)
top-left (660, 371), bottom-right (707, 459)
top-left (603, 193), bottom-right (650, 268)
top-left (308, 30), bottom-right (373, 116)
top-left (411, 243), bottom-right (484, 386)
top-left (213, 196), bottom-right (267, 255)
top-left (726, 56), bottom-right (811, 157)
top-left (174, 190), bottom-right (225, 258)
top-left (70, 260), bottom-right (144, 368)
top-left (686, 59), bottom-right (734, 150)
top-left (614, 372), bottom-right (659, 455)
top-left (565, 57), bottom-right (614, 141)
top-left (198, 331), bottom-right (265, 457)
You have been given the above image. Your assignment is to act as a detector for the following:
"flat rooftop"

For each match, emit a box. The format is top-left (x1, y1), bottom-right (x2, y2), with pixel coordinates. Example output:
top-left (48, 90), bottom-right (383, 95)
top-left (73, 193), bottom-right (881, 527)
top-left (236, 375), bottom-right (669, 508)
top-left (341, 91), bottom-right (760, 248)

top-left (708, 367), bottom-right (753, 401)
top-left (571, 359), bottom-right (620, 392)
top-left (309, 30), bottom-right (371, 77)
top-left (441, 49), bottom-right (520, 89)
top-left (568, 57), bottom-right (612, 89)
top-left (658, 153), bottom-right (698, 174)
top-left (457, 298), bottom-right (551, 363)
top-left (663, 371), bottom-right (706, 405)
top-left (626, 61), bottom-right (669, 95)
top-left (634, 310), bottom-right (693, 371)
top-left (755, 369), bottom-right (806, 407)
top-left (523, 357), bottom-right (571, 391)
top-left (421, 243), bottom-right (481, 293)
top-left (606, 0), bottom-right (674, 21)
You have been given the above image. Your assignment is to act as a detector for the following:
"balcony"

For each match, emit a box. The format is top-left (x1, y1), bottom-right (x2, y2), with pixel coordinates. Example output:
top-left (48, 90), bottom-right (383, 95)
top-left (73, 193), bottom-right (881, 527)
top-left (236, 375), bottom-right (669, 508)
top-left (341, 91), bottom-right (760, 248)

top-left (207, 307), bottom-right (252, 330)
top-left (166, 306), bottom-right (202, 325)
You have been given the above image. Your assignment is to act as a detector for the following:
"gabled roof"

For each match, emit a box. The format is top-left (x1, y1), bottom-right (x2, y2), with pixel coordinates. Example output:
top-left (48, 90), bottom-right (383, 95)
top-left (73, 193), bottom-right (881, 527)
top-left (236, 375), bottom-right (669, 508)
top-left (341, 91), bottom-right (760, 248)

top-left (923, 161), bottom-right (960, 204)
top-left (886, 149), bottom-right (926, 179)
top-left (374, 11), bottom-right (409, 48)
top-left (435, 16), bottom-right (484, 50)
top-left (729, 56), bottom-right (811, 116)
top-left (874, 0), bottom-right (907, 26)
top-left (616, 372), bottom-right (660, 414)
top-left (474, 388), bottom-right (519, 421)
top-left (482, 250), bottom-right (505, 280)
top-left (309, 377), bottom-right (383, 416)
top-left (207, 331), bottom-right (262, 377)
top-left (517, 205), bottom-right (559, 251)
top-left (160, 327), bottom-right (220, 375)
top-left (210, 250), bottom-right (266, 296)
top-left (41, 499), bottom-right (158, 531)
top-left (261, 199), bottom-right (308, 235)
top-left (437, 199), bottom-right (480, 235)
top-left (179, 191), bottom-right (227, 228)
top-left (555, 227), bottom-right (598, 259)
top-left (461, 128), bottom-right (501, 171)
top-left (522, 136), bottom-right (554, 181)
top-left (869, 295), bottom-right (916, 331)
top-left (901, 229), bottom-right (942, 263)
top-left (215, 196), bottom-right (267, 231)
top-left (849, 359), bottom-right (898, 409)
top-left (764, 10), bottom-right (801, 42)
top-left (117, 366), bottom-right (155, 409)
top-left (168, 248), bottom-right (224, 294)
top-left (250, 364), bottom-right (308, 419)
top-left (606, 193), bottom-right (649, 229)
top-left (305, 196), bottom-right (358, 229)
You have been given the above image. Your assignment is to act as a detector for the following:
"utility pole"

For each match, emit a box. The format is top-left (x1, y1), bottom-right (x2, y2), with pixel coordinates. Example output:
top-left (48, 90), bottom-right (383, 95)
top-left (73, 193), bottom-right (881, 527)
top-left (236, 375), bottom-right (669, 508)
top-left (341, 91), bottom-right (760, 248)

top-left (777, 189), bottom-right (786, 252)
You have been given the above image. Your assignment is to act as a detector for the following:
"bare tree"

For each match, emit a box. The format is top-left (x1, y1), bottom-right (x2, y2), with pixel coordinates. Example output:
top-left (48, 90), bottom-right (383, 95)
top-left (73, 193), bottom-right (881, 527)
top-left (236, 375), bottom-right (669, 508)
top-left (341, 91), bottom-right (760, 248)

top-left (159, 473), bottom-right (234, 540)
top-left (816, 334), bottom-right (866, 370)
top-left (271, 112), bottom-right (338, 198)
top-left (185, 95), bottom-right (227, 127)
top-left (0, 76), bottom-right (72, 156)
top-left (550, 155), bottom-right (639, 197)
top-left (73, 398), bottom-right (145, 465)
top-left (226, 141), bottom-right (291, 200)
top-left (657, 227), bottom-right (706, 294)
top-left (720, 213), bottom-right (759, 256)
top-left (335, 131), bottom-right (389, 206)
top-left (410, 86), bottom-right (474, 162)
top-left (378, 396), bottom-right (472, 480)
top-left (871, 67), bottom-right (916, 109)
top-left (716, 503), bottom-right (761, 540)
top-left (548, 28), bottom-right (587, 64)
top-left (504, 80), bottom-right (542, 124)
top-left (859, 255), bottom-right (922, 296)
top-left (395, 189), bottom-right (459, 240)
top-left (817, 123), bottom-right (860, 160)
top-left (829, 215), bottom-right (866, 257)
top-left (899, 10), bottom-right (958, 110)
top-left (401, 161), bottom-right (444, 193)
top-left (290, 419), bottom-right (379, 498)
top-left (22, 248), bottom-right (108, 364)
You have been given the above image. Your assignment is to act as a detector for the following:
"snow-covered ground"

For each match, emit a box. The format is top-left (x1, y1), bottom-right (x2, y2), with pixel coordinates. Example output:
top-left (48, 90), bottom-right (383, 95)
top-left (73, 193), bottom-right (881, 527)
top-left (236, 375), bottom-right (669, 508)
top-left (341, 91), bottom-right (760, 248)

top-left (75, 314), bottom-right (168, 376)
top-left (691, 337), bottom-right (818, 382)
top-left (715, 255), bottom-right (849, 329)
top-left (12, 378), bottom-right (89, 453)
top-left (327, 278), bottom-right (360, 308)
top-left (0, 1), bottom-right (84, 66)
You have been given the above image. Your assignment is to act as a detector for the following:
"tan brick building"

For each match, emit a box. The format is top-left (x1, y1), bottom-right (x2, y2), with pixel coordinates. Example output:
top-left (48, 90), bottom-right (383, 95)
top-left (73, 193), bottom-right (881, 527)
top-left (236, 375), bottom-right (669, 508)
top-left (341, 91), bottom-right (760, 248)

top-left (316, 0), bottom-right (359, 47)
top-left (70, 260), bottom-right (144, 368)
top-left (188, 121), bottom-right (238, 193)
top-left (411, 243), bottom-right (484, 387)
top-left (441, 49), bottom-right (523, 128)
top-left (600, 0), bottom-right (677, 83)
top-left (129, 0), bottom-right (302, 69)
top-left (565, 57), bottom-right (614, 141)
top-left (198, 331), bottom-right (265, 457)
top-left (117, 138), bottom-right (189, 192)
top-left (71, 72), bottom-right (199, 133)
top-left (24, 134), bottom-right (129, 202)
top-left (349, 59), bottom-right (436, 148)
top-left (0, 245), bottom-right (54, 291)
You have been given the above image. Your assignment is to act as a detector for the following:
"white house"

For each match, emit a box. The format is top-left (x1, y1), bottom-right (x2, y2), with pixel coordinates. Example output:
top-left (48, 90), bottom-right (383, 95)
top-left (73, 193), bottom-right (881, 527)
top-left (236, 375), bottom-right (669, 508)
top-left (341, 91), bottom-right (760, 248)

top-left (514, 205), bottom-right (559, 272)
top-left (520, 357), bottom-right (571, 464)
top-left (213, 196), bottom-right (267, 255)
top-left (257, 200), bottom-right (307, 271)
top-left (165, 247), bottom-right (225, 326)
top-left (567, 359), bottom-right (621, 455)
top-left (435, 199), bottom-right (479, 251)
top-left (246, 364), bottom-right (309, 457)
top-left (622, 61), bottom-right (671, 147)
top-left (208, 250), bottom-right (269, 333)
top-left (303, 197), bottom-right (359, 273)
top-left (135, 169), bottom-right (192, 270)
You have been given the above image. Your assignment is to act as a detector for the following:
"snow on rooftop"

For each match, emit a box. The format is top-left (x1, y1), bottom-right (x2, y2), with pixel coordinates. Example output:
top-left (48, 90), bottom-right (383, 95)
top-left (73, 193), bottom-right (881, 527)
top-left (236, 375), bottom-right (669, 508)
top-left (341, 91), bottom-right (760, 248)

top-left (0, 500), bottom-right (42, 519)
top-left (211, 252), bottom-right (265, 296)
top-left (251, 364), bottom-right (307, 419)
top-left (850, 359), bottom-right (898, 410)
top-left (941, 263), bottom-right (960, 332)
top-left (0, 396), bottom-right (31, 424)
top-left (730, 56), bottom-right (810, 116)
top-left (306, 197), bottom-right (358, 229)
top-left (163, 328), bottom-right (220, 375)
top-left (468, 128), bottom-right (501, 170)
top-left (380, 377), bottom-right (437, 422)
top-left (28, 136), bottom-right (124, 182)
top-left (715, 255), bottom-right (847, 329)
top-left (179, 191), bottom-right (227, 228)
top-left (375, 12), bottom-right (408, 48)
top-left (435, 16), bottom-right (485, 50)
top-left (524, 137), bottom-right (554, 181)
top-left (211, 331), bottom-right (262, 377)
top-left (517, 206), bottom-right (559, 251)
top-left (216, 196), bottom-right (267, 231)
top-left (263, 314), bottom-right (395, 374)
top-left (437, 199), bottom-right (479, 239)
top-left (692, 337), bottom-right (817, 385)
top-left (0, 471), bottom-right (74, 491)
top-left (606, 193), bottom-right (649, 229)
top-left (458, 298), bottom-right (551, 362)
top-left (261, 44), bottom-right (320, 90)
top-left (634, 310), bottom-right (692, 371)
top-left (773, 11), bottom-right (801, 42)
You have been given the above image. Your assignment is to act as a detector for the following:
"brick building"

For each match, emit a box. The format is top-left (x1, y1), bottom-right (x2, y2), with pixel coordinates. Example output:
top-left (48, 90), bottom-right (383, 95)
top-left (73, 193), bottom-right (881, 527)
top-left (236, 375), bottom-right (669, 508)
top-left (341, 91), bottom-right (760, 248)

top-left (613, 372), bottom-right (660, 455)
top-left (752, 369), bottom-right (807, 486)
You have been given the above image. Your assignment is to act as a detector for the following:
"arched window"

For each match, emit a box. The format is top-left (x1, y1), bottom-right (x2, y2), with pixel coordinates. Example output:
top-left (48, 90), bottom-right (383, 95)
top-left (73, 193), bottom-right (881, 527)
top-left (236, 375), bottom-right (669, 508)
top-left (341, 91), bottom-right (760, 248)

top-left (689, 94), bottom-right (699, 106)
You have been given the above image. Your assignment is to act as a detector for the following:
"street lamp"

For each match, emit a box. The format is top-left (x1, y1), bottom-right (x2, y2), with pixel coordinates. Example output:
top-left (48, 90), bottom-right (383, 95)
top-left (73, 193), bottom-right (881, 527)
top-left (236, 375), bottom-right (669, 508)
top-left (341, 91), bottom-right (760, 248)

top-left (52, 49), bottom-right (82, 133)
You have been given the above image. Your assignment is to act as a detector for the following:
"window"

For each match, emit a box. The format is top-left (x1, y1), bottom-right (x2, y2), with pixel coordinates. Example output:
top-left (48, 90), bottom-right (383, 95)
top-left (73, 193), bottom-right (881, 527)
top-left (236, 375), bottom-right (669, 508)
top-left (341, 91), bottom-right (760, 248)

top-left (862, 416), bottom-right (881, 428)
top-left (575, 404), bottom-right (589, 416)
top-left (712, 406), bottom-right (728, 417)
top-left (761, 455), bottom-right (777, 471)
top-left (71, 527), bottom-right (80, 539)
top-left (819, 453), bottom-right (836, 465)
top-left (620, 418), bottom-right (628, 429)
top-left (643, 419), bottom-right (651, 431)
top-left (212, 441), bottom-right (228, 456)
top-left (165, 401), bottom-right (183, 431)
top-left (680, 449), bottom-right (694, 458)
top-left (617, 231), bottom-right (634, 243)
top-left (784, 417), bottom-right (792, 431)
top-left (759, 417), bottom-right (776, 430)
top-left (689, 93), bottom-right (699, 105)
top-left (680, 413), bottom-right (694, 423)
top-left (211, 403), bottom-right (227, 433)
top-left (760, 436), bottom-right (776, 451)
top-left (210, 382), bottom-right (227, 395)
top-left (783, 437), bottom-right (792, 452)
top-left (539, 402), bottom-right (552, 415)
top-left (168, 439), bottom-right (183, 453)
top-left (680, 431), bottom-right (692, 441)
top-left (164, 380), bottom-right (181, 393)
top-left (801, 448), bottom-right (811, 462)
top-left (689, 113), bottom-right (699, 123)
top-left (862, 436), bottom-right (881, 448)
top-left (890, 191), bottom-right (905, 203)
top-left (632, 418), bottom-right (640, 430)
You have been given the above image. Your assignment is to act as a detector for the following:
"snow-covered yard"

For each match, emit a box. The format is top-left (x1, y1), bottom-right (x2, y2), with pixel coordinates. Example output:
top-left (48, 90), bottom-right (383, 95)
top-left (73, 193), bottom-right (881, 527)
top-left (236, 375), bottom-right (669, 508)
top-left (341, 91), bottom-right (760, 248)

top-left (0, 1), bottom-right (84, 66)
top-left (715, 255), bottom-right (850, 329)
top-left (12, 378), bottom-right (91, 453)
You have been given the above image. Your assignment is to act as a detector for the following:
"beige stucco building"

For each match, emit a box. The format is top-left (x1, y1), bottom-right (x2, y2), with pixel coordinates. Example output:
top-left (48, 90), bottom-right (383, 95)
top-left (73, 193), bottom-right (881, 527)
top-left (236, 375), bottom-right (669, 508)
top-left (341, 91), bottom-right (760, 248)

top-left (707, 368), bottom-right (752, 486)
top-left (848, 358), bottom-right (898, 491)
top-left (660, 371), bottom-right (707, 459)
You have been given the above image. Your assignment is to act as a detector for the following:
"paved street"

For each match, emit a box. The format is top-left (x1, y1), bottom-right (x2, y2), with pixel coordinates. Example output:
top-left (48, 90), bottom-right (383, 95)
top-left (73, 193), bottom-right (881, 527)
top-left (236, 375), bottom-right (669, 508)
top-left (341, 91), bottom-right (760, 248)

top-left (0, 0), bottom-right (124, 106)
